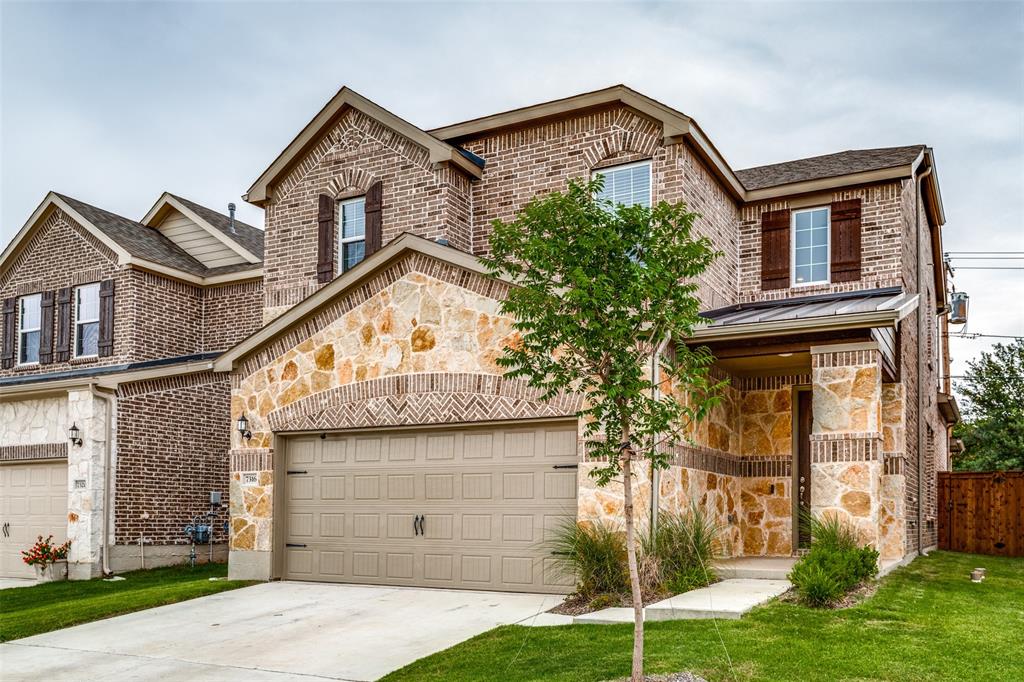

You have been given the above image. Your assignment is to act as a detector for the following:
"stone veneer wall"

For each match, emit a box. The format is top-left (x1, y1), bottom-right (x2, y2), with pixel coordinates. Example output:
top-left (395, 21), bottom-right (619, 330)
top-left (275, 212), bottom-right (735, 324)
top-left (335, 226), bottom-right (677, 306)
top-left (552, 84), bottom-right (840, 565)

top-left (810, 344), bottom-right (884, 548)
top-left (879, 383), bottom-right (907, 561)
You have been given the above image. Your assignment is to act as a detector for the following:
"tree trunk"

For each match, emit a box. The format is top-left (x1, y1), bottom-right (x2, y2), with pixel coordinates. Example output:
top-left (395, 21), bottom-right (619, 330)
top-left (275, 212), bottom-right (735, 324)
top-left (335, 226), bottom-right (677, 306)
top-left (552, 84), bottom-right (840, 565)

top-left (621, 431), bottom-right (644, 682)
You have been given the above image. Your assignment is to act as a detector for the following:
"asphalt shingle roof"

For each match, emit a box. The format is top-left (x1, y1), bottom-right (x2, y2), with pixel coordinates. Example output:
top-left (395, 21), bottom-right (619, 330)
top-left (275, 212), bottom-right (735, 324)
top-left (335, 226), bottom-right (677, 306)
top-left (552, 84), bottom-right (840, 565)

top-left (56, 193), bottom-right (263, 277)
top-left (735, 145), bottom-right (925, 191)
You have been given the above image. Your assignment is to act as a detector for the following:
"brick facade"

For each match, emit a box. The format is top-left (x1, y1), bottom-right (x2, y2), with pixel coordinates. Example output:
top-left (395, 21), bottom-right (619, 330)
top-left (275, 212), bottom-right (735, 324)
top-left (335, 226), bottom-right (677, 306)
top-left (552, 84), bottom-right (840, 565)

top-left (0, 207), bottom-right (265, 380)
top-left (114, 372), bottom-right (231, 546)
top-left (262, 108), bottom-right (472, 315)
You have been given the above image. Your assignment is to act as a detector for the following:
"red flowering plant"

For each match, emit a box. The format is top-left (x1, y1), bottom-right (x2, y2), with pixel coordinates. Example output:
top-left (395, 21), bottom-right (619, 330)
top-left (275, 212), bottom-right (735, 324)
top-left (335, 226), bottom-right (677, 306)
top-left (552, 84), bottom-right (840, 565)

top-left (22, 535), bottom-right (71, 567)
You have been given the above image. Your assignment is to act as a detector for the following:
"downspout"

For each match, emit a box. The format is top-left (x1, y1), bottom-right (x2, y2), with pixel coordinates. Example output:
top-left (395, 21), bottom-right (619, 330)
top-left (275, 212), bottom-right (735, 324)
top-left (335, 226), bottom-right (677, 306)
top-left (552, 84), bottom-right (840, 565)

top-left (915, 165), bottom-right (933, 557)
top-left (90, 384), bottom-right (114, 576)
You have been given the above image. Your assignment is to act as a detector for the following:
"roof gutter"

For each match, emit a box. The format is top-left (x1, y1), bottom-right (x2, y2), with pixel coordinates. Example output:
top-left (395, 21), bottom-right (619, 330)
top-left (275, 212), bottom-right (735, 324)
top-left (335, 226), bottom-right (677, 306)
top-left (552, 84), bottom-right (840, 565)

top-left (0, 358), bottom-right (216, 399)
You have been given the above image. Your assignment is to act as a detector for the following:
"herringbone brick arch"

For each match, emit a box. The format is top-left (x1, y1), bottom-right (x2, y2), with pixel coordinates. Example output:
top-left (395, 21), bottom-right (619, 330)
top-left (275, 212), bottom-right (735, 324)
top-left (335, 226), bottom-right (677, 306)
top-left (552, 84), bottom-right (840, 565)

top-left (266, 372), bottom-right (583, 433)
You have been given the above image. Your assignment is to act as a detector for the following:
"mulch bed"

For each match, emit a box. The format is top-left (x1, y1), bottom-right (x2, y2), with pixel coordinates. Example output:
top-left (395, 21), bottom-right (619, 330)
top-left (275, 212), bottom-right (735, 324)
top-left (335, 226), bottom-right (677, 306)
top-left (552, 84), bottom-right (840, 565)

top-left (548, 589), bottom-right (673, 616)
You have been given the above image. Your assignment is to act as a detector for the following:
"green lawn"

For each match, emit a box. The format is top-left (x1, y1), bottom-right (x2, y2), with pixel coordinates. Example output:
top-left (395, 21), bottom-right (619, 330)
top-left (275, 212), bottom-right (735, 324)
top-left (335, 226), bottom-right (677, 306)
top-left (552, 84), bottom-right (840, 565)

top-left (0, 562), bottom-right (254, 642)
top-left (384, 551), bottom-right (1024, 682)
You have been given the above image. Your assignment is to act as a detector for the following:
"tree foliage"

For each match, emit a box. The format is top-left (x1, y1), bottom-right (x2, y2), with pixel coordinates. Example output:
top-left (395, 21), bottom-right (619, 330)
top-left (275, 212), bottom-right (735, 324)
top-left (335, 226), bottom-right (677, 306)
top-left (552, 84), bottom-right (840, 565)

top-left (953, 339), bottom-right (1024, 471)
top-left (483, 177), bottom-right (723, 680)
top-left (484, 178), bottom-right (723, 480)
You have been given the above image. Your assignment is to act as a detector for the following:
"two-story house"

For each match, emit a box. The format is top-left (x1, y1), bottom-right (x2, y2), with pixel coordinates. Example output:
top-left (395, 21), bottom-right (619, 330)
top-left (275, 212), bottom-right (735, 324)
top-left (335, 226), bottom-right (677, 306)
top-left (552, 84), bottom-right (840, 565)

top-left (0, 192), bottom-right (263, 579)
top-left (214, 85), bottom-right (955, 593)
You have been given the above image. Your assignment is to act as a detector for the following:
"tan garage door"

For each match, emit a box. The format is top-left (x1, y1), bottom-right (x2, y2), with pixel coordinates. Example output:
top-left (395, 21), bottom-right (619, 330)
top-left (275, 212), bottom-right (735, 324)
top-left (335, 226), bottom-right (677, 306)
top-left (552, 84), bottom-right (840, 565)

top-left (281, 421), bottom-right (578, 593)
top-left (1, 460), bottom-right (68, 579)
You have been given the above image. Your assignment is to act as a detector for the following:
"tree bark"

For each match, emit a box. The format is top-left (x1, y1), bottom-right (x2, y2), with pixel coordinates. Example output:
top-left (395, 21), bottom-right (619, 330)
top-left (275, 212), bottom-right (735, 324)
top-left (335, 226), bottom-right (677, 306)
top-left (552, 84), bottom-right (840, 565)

top-left (621, 426), bottom-right (644, 682)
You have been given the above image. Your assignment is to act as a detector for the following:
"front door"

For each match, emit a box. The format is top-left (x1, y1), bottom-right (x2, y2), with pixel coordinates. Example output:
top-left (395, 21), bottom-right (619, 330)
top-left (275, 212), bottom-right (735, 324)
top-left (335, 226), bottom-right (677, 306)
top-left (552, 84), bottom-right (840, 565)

top-left (797, 390), bottom-right (813, 548)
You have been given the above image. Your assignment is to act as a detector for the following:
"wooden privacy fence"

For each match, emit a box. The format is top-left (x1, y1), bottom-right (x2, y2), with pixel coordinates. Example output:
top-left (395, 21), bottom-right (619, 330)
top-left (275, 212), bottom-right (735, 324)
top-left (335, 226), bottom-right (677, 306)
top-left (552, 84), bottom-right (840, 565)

top-left (938, 471), bottom-right (1023, 557)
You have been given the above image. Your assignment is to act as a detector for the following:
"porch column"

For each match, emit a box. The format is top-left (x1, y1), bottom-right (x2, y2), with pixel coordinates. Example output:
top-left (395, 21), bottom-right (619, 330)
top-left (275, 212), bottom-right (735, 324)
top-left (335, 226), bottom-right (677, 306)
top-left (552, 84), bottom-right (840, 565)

top-left (809, 342), bottom-right (884, 548)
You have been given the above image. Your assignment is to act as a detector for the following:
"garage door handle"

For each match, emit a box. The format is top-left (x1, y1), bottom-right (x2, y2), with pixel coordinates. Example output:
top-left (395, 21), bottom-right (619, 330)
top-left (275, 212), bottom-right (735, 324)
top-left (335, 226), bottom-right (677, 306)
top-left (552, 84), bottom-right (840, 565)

top-left (285, 543), bottom-right (307, 548)
top-left (553, 464), bottom-right (578, 470)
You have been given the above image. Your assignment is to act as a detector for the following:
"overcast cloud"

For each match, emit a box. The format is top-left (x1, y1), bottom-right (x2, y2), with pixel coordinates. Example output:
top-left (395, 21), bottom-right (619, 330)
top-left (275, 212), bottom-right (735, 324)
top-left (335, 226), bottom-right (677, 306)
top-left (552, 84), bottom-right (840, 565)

top-left (2, 0), bottom-right (1022, 389)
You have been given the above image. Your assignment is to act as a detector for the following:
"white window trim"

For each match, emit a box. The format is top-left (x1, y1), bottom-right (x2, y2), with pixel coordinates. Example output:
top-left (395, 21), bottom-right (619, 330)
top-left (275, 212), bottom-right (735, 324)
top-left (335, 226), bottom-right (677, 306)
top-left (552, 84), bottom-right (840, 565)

top-left (73, 283), bottom-right (100, 359)
top-left (338, 195), bottom-right (366, 274)
top-left (16, 293), bottom-right (41, 367)
top-left (790, 205), bottom-right (831, 287)
top-left (591, 159), bottom-right (653, 207)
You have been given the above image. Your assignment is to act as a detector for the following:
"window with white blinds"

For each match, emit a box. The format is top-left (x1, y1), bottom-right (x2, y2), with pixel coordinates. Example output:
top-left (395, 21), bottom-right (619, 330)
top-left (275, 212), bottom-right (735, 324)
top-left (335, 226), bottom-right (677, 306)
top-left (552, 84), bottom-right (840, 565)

top-left (593, 161), bottom-right (651, 208)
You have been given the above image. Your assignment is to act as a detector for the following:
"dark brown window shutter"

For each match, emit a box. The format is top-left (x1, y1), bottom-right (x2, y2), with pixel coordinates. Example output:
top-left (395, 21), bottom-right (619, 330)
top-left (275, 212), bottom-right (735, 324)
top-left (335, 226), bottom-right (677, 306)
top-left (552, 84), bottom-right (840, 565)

top-left (38, 291), bottom-right (55, 365)
top-left (55, 287), bottom-right (72, 362)
top-left (98, 279), bottom-right (115, 357)
top-left (316, 194), bottom-right (336, 284)
top-left (830, 198), bottom-right (862, 283)
top-left (760, 208), bottom-right (791, 290)
top-left (1, 297), bottom-right (15, 369)
top-left (364, 181), bottom-right (383, 257)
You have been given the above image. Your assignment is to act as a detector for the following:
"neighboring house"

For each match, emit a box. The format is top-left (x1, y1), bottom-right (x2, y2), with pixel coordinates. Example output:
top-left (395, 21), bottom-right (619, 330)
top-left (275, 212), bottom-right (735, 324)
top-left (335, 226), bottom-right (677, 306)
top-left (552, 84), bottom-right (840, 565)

top-left (0, 192), bottom-right (264, 579)
top-left (215, 85), bottom-right (956, 593)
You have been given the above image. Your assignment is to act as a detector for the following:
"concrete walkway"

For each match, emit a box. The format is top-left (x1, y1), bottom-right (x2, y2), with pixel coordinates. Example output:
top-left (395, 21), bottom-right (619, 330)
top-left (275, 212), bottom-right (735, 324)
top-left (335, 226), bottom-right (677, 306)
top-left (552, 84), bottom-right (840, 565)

top-left (1, 581), bottom-right (561, 681)
top-left (0, 577), bottom-right (34, 590)
top-left (571, 578), bottom-right (792, 625)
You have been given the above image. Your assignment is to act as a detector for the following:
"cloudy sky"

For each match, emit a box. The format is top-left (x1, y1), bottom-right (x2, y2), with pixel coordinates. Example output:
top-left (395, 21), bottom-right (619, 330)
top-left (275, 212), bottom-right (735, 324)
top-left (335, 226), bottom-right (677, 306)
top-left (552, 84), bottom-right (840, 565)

top-left (2, 1), bottom-right (1022, 387)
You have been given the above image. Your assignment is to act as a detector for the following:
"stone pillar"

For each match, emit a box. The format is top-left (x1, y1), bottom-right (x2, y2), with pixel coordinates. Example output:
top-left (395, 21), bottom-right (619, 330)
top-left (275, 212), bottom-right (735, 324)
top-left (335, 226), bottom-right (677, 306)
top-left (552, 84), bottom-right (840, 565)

top-left (879, 383), bottom-right (907, 561)
top-left (809, 343), bottom-right (884, 548)
top-left (66, 389), bottom-right (111, 580)
top-left (228, 448), bottom-right (274, 581)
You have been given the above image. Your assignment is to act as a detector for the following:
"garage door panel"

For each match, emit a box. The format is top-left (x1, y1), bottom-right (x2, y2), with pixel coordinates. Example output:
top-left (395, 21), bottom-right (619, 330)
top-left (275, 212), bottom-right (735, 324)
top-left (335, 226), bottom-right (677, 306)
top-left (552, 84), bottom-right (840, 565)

top-left (282, 421), bottom-right (577, 593)
top-left (1, 460), bottom-right (68, 579)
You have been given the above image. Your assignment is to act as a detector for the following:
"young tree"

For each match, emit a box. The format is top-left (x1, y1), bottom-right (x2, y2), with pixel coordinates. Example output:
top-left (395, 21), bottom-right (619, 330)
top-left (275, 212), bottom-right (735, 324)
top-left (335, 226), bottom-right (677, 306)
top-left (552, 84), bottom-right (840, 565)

top-left (953, 339), bottom-right (1024, 471)
top-left (484, 178), bottom-right (723, 681)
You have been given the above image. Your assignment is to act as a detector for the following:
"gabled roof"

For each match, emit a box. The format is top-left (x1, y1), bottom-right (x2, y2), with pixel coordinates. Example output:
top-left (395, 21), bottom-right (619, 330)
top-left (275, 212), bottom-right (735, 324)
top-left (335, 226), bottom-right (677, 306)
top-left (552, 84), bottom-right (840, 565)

top-left (0, 192), bottom-right (262, 286)
top-left (429, 84), bottom-right (746, 199)
top-left (141, 192), bottom-right (264, 263)
top-left (736, 146), bottom-right (926, 191)
top-left (214, 233), bottom-right (495, 372)
top-left (244, 87), bottom-right (483, 206)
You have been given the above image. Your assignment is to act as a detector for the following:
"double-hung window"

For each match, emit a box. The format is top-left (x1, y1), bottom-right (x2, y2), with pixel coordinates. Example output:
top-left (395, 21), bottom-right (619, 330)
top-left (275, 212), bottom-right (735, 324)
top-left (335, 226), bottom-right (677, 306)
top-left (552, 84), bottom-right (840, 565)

top-left (792, 207), bottom-right (830, 285)
top-left (593, 160), bottom-right (652, 208)
top-left (17, 294), bottom-right (41, 365)
top-left (74, 283), bottom-right (100, 358)
top-left (338, 196), bottom-right (366, 273)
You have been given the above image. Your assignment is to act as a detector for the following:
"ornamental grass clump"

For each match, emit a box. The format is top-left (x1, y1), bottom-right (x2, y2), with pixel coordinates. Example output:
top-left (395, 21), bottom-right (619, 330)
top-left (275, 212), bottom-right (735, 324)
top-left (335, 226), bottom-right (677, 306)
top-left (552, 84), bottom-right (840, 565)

top-left (646, 504), bottom-right (720, 594)
top-left (22, 534), bottom-right (71, 568)
top-left (549, 518), bottom-right (630, 599)
top-left (789, 513), bottom-right (879, 607)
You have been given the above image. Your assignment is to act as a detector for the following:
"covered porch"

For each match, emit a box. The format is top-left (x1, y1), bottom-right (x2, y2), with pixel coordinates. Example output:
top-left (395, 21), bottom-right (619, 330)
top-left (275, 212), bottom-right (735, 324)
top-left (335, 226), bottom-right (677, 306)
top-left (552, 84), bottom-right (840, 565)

top-left (678, 287), bottom-right (918, 562)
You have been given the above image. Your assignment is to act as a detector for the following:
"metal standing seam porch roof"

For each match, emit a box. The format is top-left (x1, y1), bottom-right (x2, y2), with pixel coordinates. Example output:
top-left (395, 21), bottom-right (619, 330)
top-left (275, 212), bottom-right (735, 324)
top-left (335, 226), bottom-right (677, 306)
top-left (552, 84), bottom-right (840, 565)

top-left (691, 287), bottom-right (920, 342)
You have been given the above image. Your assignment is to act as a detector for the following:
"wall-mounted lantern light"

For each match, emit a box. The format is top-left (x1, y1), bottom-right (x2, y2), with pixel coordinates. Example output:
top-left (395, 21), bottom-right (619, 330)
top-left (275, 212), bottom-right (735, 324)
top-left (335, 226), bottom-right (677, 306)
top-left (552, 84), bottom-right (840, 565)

top-left (68, 423), bottom-right (83, 447)
top-left (236, 414), bottom-right (252, 441)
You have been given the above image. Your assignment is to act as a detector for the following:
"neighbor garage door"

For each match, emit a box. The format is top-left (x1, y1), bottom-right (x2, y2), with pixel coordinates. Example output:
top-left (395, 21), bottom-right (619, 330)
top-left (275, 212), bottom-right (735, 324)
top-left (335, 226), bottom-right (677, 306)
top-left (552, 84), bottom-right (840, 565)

top-left (281, 421), bottom-right (578, 593)
top-left (0, 460), bottom-right (68, 579)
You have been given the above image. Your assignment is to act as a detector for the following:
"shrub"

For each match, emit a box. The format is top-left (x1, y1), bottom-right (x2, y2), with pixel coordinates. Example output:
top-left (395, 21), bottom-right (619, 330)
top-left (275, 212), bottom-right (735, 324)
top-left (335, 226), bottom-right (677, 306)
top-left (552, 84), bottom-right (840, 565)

top-left (790, 562), bottom-right (844, 607)
top-left (789, 513), bottom-right (879, 607)
top-left (548, 519), bottom-right (629, 598)
top-left (645, 504), bottom-right (720, 593)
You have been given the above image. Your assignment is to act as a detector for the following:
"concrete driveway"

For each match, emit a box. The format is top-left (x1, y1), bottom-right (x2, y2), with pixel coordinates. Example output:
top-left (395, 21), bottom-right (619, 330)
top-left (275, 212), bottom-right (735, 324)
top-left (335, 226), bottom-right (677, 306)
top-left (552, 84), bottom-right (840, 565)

top-left (0, 581), bottom-right (562, 681)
